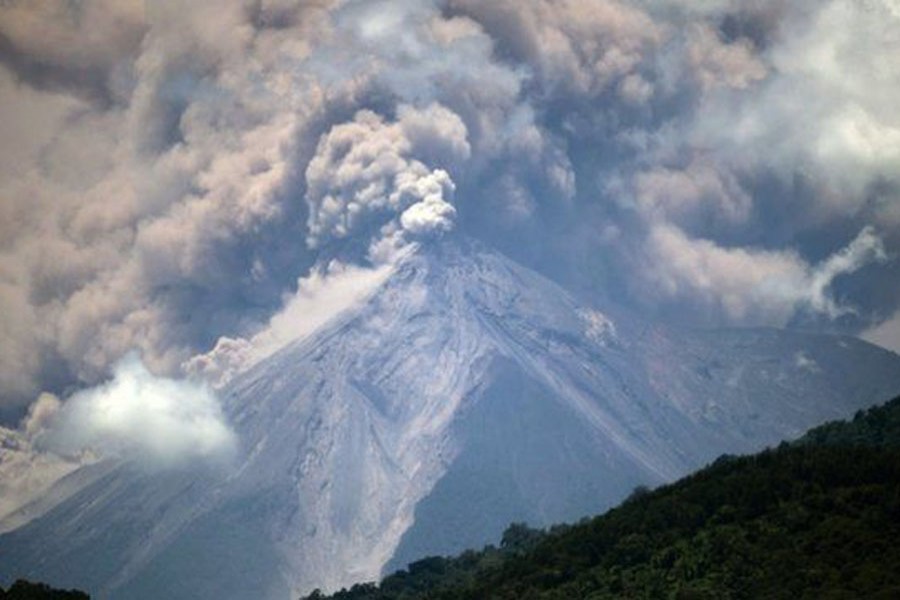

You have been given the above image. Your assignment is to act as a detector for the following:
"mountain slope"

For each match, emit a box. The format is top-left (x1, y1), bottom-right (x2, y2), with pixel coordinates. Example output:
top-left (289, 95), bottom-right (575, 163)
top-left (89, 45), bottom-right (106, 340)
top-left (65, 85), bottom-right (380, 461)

top-left (1, 237), bottom-right (899, 599)
top-left (310, 395), bottom-right (900, 600)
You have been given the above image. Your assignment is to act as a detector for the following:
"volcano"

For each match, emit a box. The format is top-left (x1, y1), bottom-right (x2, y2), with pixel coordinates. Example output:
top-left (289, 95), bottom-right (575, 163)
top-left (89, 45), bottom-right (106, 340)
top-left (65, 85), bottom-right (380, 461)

top-left (2, 236), bottom-right (899, 599)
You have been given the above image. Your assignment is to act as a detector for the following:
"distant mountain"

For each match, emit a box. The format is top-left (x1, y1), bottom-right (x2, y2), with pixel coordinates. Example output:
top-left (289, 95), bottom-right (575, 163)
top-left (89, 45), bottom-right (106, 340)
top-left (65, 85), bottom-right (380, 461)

top-left (2, 236), bottom-right (900, 599)
top-left (309, 395), bottom-right (900, 599)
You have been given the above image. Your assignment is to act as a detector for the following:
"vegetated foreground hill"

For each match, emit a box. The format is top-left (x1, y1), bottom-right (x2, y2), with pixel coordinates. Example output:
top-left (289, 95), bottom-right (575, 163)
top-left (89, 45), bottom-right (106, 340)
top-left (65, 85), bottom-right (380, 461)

top-left (0, 580), bottom-right (89, 599)
top-left (310, 395), bottom-right (900, 600)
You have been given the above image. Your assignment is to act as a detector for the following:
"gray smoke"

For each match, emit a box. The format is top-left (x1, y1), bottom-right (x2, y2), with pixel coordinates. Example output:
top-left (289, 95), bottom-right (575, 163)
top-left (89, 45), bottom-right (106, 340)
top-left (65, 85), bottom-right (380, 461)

top-left (1, 0), bottom-right (899, 415)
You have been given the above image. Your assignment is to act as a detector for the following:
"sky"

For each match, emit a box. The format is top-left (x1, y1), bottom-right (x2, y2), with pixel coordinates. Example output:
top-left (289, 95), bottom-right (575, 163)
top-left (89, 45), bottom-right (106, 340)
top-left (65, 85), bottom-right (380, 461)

top-left (1, 0), bottom-right (899, 437)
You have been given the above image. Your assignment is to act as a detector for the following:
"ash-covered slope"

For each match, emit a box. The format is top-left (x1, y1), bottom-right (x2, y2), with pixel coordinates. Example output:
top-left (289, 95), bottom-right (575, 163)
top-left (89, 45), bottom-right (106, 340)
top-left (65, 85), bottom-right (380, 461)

top-left (1, 237), bottom-right (899, 599)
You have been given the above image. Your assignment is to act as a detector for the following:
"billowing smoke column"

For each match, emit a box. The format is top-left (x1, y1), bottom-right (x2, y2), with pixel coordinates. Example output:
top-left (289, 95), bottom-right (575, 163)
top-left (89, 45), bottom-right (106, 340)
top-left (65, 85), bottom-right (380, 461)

top-left (304, 104), bottom-right (468, 257)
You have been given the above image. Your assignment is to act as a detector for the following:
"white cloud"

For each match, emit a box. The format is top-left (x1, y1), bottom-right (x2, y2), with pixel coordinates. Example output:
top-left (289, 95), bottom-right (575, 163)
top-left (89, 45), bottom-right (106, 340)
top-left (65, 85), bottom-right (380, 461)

top-left (0, 355), bottom-right (236, 524)
top-left (42, 354), bottom-right (236, 467)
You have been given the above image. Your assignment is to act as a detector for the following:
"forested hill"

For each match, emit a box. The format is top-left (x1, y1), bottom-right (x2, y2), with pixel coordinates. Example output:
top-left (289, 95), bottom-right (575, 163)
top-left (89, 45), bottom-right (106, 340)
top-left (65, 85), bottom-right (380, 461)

top-left (796, 396), bottom-right (900, 449)
top-left (0, 580), bottom-right (89, 599)
top-left (306, 395), bottom-right (900, 600)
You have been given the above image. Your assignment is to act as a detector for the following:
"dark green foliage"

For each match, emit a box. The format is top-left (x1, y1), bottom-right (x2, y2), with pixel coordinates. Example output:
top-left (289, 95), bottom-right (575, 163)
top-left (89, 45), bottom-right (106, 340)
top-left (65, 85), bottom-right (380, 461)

top-left (499, 523), bottom-right (544, 555)
top-left (304, 395), bottom-right (900, 600)
top-left (0, 580), bottom-right (89, 599)
top-left (796, 396), bottom-right (900, 449)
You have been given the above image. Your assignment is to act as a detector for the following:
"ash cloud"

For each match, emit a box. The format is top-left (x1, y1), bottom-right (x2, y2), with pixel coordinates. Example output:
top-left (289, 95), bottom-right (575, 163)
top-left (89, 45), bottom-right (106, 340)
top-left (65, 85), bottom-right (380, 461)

top-left (0, 0), bottom-right (899, 419)
top-left (305, 103), bottom-right (467, 253)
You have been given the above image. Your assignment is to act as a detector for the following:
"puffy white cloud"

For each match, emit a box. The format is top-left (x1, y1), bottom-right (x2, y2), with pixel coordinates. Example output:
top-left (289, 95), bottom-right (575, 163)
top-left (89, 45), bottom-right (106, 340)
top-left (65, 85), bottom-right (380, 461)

top-left (43, 354), bottom-right (236, 467)
top-left (0, 355), bottom-right (236, 524)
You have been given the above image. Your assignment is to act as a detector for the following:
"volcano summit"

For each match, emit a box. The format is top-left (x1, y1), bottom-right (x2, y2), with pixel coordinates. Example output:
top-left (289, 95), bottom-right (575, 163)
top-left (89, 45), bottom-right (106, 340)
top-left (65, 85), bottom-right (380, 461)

top-left (1, 237), bottom-right (899, 599)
